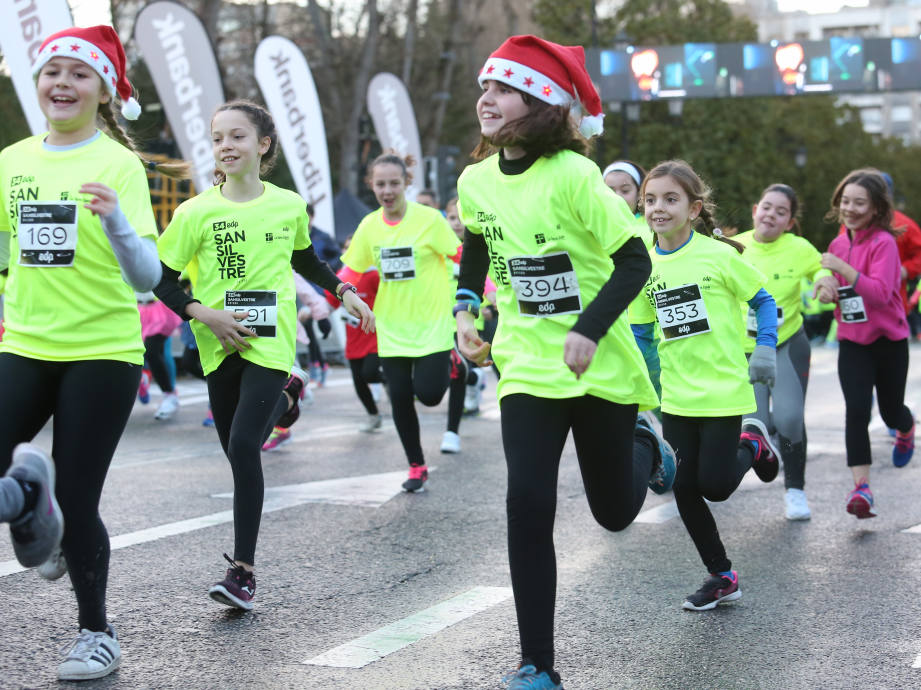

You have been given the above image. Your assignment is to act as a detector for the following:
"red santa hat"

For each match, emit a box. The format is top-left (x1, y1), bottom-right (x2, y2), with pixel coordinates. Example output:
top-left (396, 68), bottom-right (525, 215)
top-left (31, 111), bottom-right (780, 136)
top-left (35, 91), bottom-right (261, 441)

top-left (31, 25), bottom-right (142, 121)
top-left (478, 35), bottom-right (604, 138)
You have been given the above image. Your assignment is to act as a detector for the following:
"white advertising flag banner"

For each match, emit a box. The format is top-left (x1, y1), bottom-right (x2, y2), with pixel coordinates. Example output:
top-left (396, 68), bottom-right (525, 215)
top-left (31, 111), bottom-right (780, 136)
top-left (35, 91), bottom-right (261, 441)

top-left (134, 1), bottom-right (225, 193)
top-left (1, 0), bottom-right (73, 135)
top-left (366, 73), bottom-right (424, 201)
top-left (254, 36), bottom-right (335, 235)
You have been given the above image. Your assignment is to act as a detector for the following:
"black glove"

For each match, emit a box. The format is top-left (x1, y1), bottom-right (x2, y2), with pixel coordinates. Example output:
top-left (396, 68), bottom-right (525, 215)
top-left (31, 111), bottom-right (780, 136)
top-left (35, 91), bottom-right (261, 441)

top-left (318, 318), bottom-right (332, 339)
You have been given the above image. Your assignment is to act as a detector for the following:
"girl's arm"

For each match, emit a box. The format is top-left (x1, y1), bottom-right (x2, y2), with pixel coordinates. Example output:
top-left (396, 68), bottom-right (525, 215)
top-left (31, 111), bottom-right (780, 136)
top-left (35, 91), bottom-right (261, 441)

top-left (290, 246), bottom-right (340, 295)
top-left (747, 288), bottom-right (778, 387)
top-left (455, 230), bottom-right (491, 365)
top-left (153, 263), bottom-right (198, 320)
top-left (821, 239), bottom-right (901, 309)
top-left (81, 183), bottom-right (161, 291)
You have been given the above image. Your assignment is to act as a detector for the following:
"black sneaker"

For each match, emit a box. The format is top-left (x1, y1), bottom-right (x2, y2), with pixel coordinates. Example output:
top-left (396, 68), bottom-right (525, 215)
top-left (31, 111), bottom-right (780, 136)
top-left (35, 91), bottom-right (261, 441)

top-left (682, 571), bottom-right (741, 611)
top-left (275, 367), bottom-right (308, 429)
top-left (402, 464), bottom-right (428, 493)
top-left (740, 418), bottom-right (780, 483)
top-left (208, 554), bottom-right (256, 610)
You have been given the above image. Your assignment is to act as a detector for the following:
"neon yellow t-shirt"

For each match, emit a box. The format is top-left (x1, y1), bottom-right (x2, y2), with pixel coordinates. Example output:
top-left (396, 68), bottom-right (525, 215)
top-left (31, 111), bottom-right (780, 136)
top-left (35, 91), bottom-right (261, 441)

top-left (343, 202), bottom-right (459, 357)
top-left (631, 232), bottom-right (765, 416)
top-left (0, 132), bottom-right (157, 364)
top-left (157, 182), bottom-right (310, 376)
top-left (735, 229), bottom-right (829, 352)
top-left (457, 150), bottom-right (657, 408)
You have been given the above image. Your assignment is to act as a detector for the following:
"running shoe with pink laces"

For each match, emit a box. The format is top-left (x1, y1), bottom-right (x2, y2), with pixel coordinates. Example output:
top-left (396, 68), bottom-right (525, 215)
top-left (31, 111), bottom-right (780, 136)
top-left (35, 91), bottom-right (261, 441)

top-left (402, 464), bottom-right (428, 492)
top-left (893, 422), bottom-right (915, 467)
top-left (208, 553), bottom-right (256, 610)
top-left (740, 418), bottom-right (780, 482)
top-left (846, 482), bottom-right (876, 519)
top-left (137, 369), bottom-right (151, 404)
top-left (275, 367), bottom-right (308, 429)
top-left (262, 426), bottom-right (291, 451)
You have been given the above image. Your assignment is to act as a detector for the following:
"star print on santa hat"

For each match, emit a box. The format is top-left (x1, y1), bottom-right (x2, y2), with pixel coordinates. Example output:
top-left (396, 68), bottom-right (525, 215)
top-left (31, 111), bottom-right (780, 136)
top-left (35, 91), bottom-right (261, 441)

top-left (477, 35), bottom-right (605, 138)
top-left (32, 25), bottom-right (142, 120)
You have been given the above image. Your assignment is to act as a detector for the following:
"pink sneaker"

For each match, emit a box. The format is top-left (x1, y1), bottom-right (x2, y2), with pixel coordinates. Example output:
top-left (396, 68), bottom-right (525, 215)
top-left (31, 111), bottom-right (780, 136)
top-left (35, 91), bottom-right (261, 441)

top-left (402, 464), bottom-right (428, 493)
top-left (138, 369), bottom-right (151, 404)
top-left (846, 482), bottom-right (876, 519)
top-left (262, 426), bottom-right (291, 451)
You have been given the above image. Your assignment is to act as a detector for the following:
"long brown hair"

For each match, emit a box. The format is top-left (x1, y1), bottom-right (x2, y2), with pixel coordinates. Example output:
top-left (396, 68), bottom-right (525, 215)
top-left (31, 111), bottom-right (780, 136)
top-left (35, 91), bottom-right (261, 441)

top-left (211, 100), bottom-right (279, 185)
top-left (642, 160), bottom-right (745, 254)
top-left (472, 88), bottom-right (588, 161)
top-left (98, 101), bottom-right (190, 180)
top-left (824, 168), bottom-right (894, 237)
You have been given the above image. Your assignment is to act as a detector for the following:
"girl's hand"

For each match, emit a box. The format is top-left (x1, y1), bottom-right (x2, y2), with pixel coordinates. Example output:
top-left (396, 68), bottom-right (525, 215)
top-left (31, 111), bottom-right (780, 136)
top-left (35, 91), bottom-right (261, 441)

top-left (820, 252), bottom-right (848, 275)
top-left (79, 183), bottom-right (120, 217)
top-left (813, 275), bottom-right (839, 304)
top-left (190, 304), bottom-right (256, 353)
top-left (564, 331), bottom-right (597, 380)
top-left (342, 291), bottom-right (375, 333)
top-left (456, 311), bottom-right (491, 366)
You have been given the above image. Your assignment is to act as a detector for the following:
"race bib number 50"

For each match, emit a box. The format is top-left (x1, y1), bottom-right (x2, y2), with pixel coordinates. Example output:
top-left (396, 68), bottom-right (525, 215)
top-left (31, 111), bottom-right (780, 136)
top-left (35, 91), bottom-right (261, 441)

top-left (509, 252), bottom-right (582, 317)
top-left (225, 290), bottom-right (277, 337)
top-left (18, 201), bottom-right (78, 267)
top-left (837, 285), bottom-right (867, 323)
top-left (654, 283), bottom-right (711, 340)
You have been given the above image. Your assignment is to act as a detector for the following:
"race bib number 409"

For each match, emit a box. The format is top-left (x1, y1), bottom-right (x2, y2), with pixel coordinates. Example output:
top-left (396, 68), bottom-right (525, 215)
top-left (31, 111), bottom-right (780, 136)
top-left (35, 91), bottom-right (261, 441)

top-left (18, 201), bottom-right (78, 267)
top-left (508, 252), bottom-right (582, 317)
top-left (224, 290), bottom-right (277, 337)
top-left (654, 283), bottom-right (711, 340)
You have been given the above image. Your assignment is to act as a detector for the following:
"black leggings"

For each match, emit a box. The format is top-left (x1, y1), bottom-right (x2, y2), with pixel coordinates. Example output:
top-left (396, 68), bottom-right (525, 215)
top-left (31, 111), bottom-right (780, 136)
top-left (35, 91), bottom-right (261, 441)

top-left (501, 394), bottom-right (654, 674)
top-left (838, 337), bottom-right (913, 467)
top-left (379, 350), bottom-right (451, 465)
top-left (0, 353), bottom-right (139, 632)
top-left (206, 354), bottom-right (288, 565)
top-left (665, 414), bottom-right (754, 574)
top-left (144, 334), bottom-right (174, 393)
top-left (349, 354), bottom-right (383, 416)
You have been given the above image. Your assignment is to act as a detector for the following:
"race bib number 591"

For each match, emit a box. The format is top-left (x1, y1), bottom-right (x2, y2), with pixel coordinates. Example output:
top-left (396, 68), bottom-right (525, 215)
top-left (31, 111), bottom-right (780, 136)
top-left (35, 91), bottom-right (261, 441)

top-left (224, 290), bottom-right (277, 337)
top-left (18, 201), bottom-right (78, 267)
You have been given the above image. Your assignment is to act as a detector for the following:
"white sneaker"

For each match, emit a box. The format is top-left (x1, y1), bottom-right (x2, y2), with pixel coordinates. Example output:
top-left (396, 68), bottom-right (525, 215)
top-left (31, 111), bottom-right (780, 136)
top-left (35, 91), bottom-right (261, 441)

top-left (154, 392), bottom-right (179, 420)
top-left (58, 627), bottom-right (121, 681)
top-left (785, 488), bottom-right (811, 521)
top-left (359, 413), bottom-right (382, 433)
top-left (463, 368), bottom-right (485, 414)
top-left (440, 431), bottom-right (461, 454)
top-left (37, 546), bottom-right (68, 580)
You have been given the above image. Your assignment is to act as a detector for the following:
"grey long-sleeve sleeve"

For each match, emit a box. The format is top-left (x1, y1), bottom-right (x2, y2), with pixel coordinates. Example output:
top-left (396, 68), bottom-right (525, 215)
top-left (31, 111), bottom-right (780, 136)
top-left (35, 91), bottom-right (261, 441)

top-left (100, 206), bottom-right (162, 291)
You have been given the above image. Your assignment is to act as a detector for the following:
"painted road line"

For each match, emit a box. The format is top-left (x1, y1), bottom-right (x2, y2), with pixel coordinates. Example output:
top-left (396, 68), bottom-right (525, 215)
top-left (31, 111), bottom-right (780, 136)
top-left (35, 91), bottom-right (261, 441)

top-left (901, 523), bottom-right (921, 535)
top-left (0, 469), bottom-right (417, 578)
top-left (912, 648), bottom-right (921, 668)
top-left (635, 501), bottom-right (678, 524)
top-left (303, 586), bottom-right (513, 668)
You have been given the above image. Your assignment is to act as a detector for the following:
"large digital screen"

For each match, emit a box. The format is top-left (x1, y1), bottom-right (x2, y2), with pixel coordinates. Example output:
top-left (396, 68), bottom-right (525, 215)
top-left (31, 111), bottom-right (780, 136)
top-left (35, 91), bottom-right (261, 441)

top-left (589, 36), bottom-right (921, 102)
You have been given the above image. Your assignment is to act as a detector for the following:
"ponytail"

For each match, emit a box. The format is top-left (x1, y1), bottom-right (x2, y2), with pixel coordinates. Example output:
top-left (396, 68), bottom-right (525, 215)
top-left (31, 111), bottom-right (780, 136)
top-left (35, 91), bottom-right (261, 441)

top-left (98, 101), bottom-right (191, 180)
top-left (697, 207), bottom-right (745, 254)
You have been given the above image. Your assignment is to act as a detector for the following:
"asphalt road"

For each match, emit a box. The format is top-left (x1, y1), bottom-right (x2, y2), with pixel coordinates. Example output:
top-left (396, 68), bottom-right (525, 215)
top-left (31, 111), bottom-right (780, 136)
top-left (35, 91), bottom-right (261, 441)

top-left (2, 343), bottom-right (921, 689)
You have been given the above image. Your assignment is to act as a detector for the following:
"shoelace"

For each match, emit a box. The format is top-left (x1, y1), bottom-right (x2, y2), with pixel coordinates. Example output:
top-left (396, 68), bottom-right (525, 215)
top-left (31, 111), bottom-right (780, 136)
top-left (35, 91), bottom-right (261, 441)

top-left (895, 434), bottom-right (914, 452)
top-left (60, 630), bottom-right (104, 660)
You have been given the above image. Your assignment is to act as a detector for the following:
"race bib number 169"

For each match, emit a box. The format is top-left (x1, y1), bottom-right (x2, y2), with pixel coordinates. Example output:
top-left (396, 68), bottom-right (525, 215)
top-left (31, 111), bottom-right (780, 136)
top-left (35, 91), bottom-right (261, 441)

top-left (18, 201), bottom-right (78, 267)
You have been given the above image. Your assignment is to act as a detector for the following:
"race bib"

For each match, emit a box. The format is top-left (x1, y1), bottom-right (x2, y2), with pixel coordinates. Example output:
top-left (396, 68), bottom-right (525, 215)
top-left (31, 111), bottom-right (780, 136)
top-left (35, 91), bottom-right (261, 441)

top-left (17, 201), bottom-right (78, 267)
top-left (654, 283), bottom-right (711, 340)
top-left (224, 290), bottom-right (277, 337)
top-left (380, 246), bottom-right (415, 281)
top-left (508, 252), bottom-right (581, 317)
top-left (747, 307), bottom-right (785, 338)
top-left (837, 285), bottom-right (867, 323)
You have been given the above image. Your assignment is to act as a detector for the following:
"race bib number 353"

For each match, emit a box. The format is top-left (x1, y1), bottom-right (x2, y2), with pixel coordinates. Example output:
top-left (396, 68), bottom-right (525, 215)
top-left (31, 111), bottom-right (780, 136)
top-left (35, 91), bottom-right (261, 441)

top-left (654, 283), bottom-right (711, 340)
top-left (18, 201), bottom-right (78, 267)
top-left (224, 290), bottom-right (277, 337)
top-left (508, 252), bottom-right (581, 317)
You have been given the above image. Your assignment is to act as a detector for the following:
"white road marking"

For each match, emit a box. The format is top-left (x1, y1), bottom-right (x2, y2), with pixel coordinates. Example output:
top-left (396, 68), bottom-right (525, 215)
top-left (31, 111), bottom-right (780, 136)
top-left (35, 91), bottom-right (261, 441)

top-left (303, 586), bottom-right (512, 668)
top-left (912, 648), bottom-right (921, 668)
top-left (635, 501), bottom-right (679, 523)
top-left (0, 469), bottom-right (419, 579)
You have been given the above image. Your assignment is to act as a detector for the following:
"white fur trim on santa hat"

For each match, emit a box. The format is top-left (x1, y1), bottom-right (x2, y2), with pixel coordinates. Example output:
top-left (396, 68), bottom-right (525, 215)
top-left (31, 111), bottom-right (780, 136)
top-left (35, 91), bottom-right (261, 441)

top-left (32, 36), bottom-right (119, 98)
top-left (478, 57), bottom-right (573, 108)
top-left (121, 97), bottom-right (141, 120)
top-left (579, 113), bottom-right (604, 138)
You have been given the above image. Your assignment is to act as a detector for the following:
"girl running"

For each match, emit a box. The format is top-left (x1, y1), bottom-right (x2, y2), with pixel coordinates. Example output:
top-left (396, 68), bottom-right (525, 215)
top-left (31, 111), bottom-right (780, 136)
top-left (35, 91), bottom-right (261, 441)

top-left (813, 168), bottom-right (913, 518)
top-left (154, 100), bottom-right (373, 609)
top-left (631, 160), bottom-right (780, 611)
top-left (736, 184), bottom-right (830, 520)
top-left (455, 35), bottom-right (675, 689)
top-left (0, 25), bottom-right (187, 680)
top-left (339, 152), bottom-right (460, 492)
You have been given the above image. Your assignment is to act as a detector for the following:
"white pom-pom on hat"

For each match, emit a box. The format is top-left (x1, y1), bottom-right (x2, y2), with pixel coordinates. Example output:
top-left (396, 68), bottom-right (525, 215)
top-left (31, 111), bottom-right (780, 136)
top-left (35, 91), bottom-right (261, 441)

top-left (579, 113), bottom-right (604, 138)
top-left (121, 97), bottom-right (142, 120)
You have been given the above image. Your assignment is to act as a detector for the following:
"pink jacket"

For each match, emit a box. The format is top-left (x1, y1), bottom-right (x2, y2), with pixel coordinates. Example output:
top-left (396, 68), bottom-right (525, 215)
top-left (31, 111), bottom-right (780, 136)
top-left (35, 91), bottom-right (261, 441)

top-left (828, 226), bottom-right (909, 344)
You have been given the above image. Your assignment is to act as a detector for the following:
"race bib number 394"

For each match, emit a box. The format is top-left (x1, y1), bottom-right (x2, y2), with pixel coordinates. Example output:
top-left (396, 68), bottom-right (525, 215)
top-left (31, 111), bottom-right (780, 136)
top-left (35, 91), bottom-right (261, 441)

top-left (18, 201), bottom-right (78, 267)
top-left (654, 283), bottom-right (711, 340)
top-left (224, 290), bottom-right (277, 337)
top-left (508, 252), bottom-right (581, 317)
